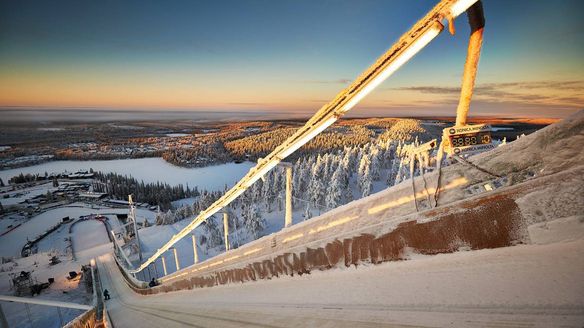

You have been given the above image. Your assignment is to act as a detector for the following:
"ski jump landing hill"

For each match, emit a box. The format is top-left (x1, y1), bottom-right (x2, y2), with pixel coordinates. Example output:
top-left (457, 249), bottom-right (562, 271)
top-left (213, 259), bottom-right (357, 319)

top-left (93, 112), bottom-right (584, 327)
top-left (109, 111), bottom-right (583, 294)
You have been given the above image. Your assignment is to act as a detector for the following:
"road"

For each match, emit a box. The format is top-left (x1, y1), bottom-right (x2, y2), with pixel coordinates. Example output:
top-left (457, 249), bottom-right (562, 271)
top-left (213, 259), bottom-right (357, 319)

top-left (97, 239), bottom-right (584, 328)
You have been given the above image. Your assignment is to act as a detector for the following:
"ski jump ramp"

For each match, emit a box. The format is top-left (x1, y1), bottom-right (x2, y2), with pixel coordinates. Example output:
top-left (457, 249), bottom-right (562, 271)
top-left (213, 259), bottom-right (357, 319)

top-left (98, 112), bottom-right (584, 327)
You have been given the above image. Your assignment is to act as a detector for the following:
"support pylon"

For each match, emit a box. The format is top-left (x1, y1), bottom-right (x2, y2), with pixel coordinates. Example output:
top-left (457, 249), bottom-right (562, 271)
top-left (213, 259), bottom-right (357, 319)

top-left (285, 166), bottom-right (293, 228)
top-left (161, 256), bottom-right (167, 276)
top-left (172, 247), bottom-right (180, 271)
top-left (223, 212), bottom-right (230, 251)
top-left (192, 234), bottom-right (199, 264)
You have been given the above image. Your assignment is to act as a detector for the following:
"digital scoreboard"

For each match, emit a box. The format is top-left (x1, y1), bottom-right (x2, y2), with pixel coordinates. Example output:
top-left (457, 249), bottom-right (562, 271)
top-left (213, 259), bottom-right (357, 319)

top-left (449, 132), bottom-right (491, 148)
top-left (443, 124), bottom-right (495, 156)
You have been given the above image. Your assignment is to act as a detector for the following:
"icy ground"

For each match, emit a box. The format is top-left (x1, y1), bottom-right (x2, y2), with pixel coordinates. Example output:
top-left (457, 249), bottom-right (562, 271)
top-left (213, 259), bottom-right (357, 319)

top-left (0, 158), bottom-right (254, 189)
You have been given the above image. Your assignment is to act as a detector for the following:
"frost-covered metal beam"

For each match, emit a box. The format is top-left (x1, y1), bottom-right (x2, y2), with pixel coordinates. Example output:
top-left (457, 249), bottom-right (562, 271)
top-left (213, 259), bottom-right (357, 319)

top-left (129, 0), bottom-right (479, 274)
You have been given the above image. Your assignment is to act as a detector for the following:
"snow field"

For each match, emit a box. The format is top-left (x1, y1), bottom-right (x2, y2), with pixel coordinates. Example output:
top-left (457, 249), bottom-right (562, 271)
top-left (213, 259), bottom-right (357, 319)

top-left (0, 158), bottom-right (254, 190)
top-left (0, 202), bottom-right (156, 259)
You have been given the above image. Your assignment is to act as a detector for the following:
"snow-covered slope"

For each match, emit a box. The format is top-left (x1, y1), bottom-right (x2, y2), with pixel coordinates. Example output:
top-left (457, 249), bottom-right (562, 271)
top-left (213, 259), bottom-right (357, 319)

top-left (102, 111), bottom-right (584, 327)
top-left (97, 238), bottom-right (584, 327)
top-left (127, 111), bottom-right (583, 287)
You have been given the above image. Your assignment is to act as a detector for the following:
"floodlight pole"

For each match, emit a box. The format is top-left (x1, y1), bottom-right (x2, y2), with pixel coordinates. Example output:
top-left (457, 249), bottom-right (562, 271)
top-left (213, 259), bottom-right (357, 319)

top-left (455, 1), bottom-right (485, 127)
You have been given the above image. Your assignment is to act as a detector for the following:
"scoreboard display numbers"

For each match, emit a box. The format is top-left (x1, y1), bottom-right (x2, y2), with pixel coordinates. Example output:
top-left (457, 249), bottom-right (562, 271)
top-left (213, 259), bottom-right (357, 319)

top-left (443, 124), bottom-right (495, 156)
top-left (449, 132), bottom-right (491, 148)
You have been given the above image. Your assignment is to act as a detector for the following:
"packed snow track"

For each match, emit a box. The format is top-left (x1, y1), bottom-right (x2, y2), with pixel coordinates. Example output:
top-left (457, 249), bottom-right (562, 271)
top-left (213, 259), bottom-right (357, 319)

top-left (97, 238), bottom-right (584, 328)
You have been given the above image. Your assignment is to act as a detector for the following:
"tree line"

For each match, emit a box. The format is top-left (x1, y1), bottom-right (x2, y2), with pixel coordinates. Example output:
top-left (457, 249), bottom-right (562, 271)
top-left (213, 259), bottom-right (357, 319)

top-left (92, 172), bottom-right (201, 210)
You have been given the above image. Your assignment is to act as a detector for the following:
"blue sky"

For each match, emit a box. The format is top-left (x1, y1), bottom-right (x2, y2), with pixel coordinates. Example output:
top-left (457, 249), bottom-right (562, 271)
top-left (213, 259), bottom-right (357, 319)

top-left (1, 0), bottom-right (582, 118)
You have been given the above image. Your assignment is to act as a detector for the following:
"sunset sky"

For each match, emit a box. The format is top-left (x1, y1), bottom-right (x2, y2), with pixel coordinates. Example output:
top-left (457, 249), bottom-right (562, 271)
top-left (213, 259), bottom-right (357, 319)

top-left (1, 0), bottom-right (583, 119)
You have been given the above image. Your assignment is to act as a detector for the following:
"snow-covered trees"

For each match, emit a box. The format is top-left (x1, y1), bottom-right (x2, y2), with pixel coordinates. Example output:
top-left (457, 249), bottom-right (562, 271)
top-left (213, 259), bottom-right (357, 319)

top-left (387, 155), bottom-right (401, 186)
top-left (145, 119), bottom-right (439, 250)
top-left (224, 125), bottom-right (373, 161)
top-left (154, 209), bottom-right (178, 225)
top-left (303, 203), bottom-right (313, 220)
top-left (358, 154), bottom-right (372, 197)
top-left (360, 165), bottom-right (372, 198)
top-left (308, 155), bottom-right (326, 207)
top-left (325, 166), bottom-right (344, 209)
top-left (202, 215), bottom-right (223, 250)
top-left (164, 210), bottom-right (175, 225)
top-left (154, 211), bottom-right (164, 225)
top-left (261, 177), bottom-right (273, 212)
top-left (244, 204), bottom-right (265, 239)
top-left (378, 119), bottom-right (429, 143)
top-left (173, 205), bottom-right (192, 221)
top-left (92, 171), bottom-right (200, 210)
top-left (369, 145), bottom-right (381, 181)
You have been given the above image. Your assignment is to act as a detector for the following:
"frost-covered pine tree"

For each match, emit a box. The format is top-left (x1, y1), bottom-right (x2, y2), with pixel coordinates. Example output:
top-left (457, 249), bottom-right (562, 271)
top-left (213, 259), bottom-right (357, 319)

top-left (174, 206), bottom-right (188, 221)
top-left (292, 160), bottom-right (305, 207)
top-left (356, 147), bottom-right (366, 171)
top-left (251, 179), bottom-right (263, 204)
top-left (163, 209), bottom-right (175, 225)
top-left (191, 201), bottom-right (200, 216)
top-left (155, 207), bottom-right (164, 225)
top-left (303, 203), bottom-right (313, 220)
top-left (343, 183), bottom-right (354, 204)
top-left (262, 173), bottom-right (274, 212)
top-left (202, 215), bottom-right (223, 249)
top-left (298, 158), bottom-right (311, 200)
top-left (341, 151), bottom-right (352, 177)
top-left (370, 149), bottom-right (381, 181)
top-left (358, 154), bottom-right (371, 192)
top-left (325, 166), bottom-right (344, 209)
top-left (360, 165), bottom-right (372, 198)
top-left (323, 153), bottom-right (335, 179)
top-left (382, 143), bottom-right (395, 169)
top-left (272, 170), bottom-right (283, 211)
top-left (387, 155), bottom-right (400, 187)
top-left (184, 204), bottom-right (193, 218)
top-left (337, 159), bottom-right (352, 203)
top-left (228, 210), bottom-right (241, 248)
top-left (244, 204), bottom-right (265, 239)
top-left (308, 155), bottom-right (326, 207)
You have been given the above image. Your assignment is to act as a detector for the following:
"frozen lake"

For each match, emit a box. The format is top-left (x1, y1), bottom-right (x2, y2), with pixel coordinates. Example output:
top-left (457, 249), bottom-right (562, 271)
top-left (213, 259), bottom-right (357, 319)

top-left (0, 158), bottom-right (254, 190)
